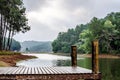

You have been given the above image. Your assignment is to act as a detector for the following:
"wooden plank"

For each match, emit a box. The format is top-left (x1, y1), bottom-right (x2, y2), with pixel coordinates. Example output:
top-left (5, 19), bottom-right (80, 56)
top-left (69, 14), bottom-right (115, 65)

top-left (59, 67), bottom-right (71, 73)
top-left (77, 67), bottom-right (92, 73)
top-left (11, 67), bottom-right (21, 74)
top-left (15, 67), bottom-right (24, 74)
top-left (67, 67), bottom-right (83, 73)
top-left (40, 67), bottom-right (47, 74)
top-left (3, 67), bottom-right (15, 74)
top-left (19, 67), bottom-right (26, 74)
top-left (37, 67), bottom-right (42, 74)
top-left (34, 67), bottom-right (39, 74)
top-left (27, 67), bottom-right (31, 74)
top-left (23, 67), bottom-right (29, 74)
top-left (46, 67), bottom-right (57, 74)
top-left (44, 67), bottom-right (55, 74)
top-left (53, 67), bottom-right (66, 74)
top-left (42, 67), bottom-right (50, 74)
top-left (62, 67), bottom-right (91, 73)
top-left (49, 67), bottom-right (61, 74)
top-left (31, 67), bottom-right (35, 74)
top-left (0, 67), bottom-right (9, 74)
top-left (61, 67), bottom-right (78, 73)
top-left (56, 67), bottom-right (70, 73)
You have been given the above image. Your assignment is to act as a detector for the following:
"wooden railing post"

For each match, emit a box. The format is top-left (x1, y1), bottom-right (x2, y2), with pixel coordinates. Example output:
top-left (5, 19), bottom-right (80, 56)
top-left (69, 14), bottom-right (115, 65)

top-left (92, 40), bottom-right (99, 74)
top-left (71, 46), bottom-right (77, 67)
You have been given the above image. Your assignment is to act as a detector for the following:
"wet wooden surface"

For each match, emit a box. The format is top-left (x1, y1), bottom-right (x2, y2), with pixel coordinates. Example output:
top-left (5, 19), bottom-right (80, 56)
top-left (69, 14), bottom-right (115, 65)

top-left (0, 66), bottom-right (92, 74)
top-left (0, 67), bottom-right (101, 80)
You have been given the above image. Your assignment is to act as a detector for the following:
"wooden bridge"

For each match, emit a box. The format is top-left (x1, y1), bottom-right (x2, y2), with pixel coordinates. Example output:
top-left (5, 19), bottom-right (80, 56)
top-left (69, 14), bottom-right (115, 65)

top-left (0, 40), bottom-right (101, 80)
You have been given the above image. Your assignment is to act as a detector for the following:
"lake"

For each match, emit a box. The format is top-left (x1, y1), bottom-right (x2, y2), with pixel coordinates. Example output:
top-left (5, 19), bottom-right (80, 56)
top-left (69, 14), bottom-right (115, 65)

top-left (16, 53), bottom-right (120, 80)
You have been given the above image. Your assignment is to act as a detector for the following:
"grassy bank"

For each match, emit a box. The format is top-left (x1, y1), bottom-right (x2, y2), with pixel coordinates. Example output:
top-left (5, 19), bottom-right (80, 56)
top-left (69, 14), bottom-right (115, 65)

top-left (0, 51), bottom-right (36, 67)
top-left (52, 53), bottom-right (120, 59)
top-left (0, 51), bottom-right (21, 55)
top-left (77, 54), bottom-right (120, 59)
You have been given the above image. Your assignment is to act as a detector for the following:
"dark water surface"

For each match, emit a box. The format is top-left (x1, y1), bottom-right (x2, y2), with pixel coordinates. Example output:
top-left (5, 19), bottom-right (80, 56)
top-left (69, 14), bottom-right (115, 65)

top-left (17, 54), bottom-right (120, 80)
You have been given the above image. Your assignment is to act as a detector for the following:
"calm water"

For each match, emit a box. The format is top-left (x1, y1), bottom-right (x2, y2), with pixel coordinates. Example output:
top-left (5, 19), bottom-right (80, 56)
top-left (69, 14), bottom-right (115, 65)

top-left (17, 53), bottom-right (120, 80)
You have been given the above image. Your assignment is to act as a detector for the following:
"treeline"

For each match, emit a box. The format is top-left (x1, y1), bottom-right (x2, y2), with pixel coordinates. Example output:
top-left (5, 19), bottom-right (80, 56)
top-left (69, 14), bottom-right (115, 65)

top-left (52, 12), bottom-right (120, 54)
top-left (10, 39), bottom-right (21, 51)
top-left (29, 42), bottom-right (52, 53)
top-left (20, 41), bottom-right (52, 53)
top-left (0, 0), bottom-right (30, 51)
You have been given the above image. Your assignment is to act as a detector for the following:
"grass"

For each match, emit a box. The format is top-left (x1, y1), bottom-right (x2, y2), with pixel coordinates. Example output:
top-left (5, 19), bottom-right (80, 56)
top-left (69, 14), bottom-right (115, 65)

top-left (0, 61), bottom-right (9, 67)
top-left (0, 51), bottom-right (21, 55)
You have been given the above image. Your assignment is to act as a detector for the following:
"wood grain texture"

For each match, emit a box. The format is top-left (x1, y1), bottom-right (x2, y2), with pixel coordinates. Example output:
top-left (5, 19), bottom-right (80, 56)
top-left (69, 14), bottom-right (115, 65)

top-left (0, 66), bottom-right (101, 80)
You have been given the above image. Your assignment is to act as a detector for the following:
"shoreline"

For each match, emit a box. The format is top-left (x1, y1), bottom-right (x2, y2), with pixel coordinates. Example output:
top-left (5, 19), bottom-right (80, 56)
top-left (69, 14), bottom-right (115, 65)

top-left (0, 53), bottom-right (120, 67)
top-left (77, 54), bottom-right (120, 59)
top-left (0, 54), bottom-right (36, 67)
top-left (53, 53), bottom-right (120, 59)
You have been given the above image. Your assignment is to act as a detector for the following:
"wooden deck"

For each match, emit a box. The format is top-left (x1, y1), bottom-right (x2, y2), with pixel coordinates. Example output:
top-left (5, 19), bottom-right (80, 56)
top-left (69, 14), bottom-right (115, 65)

top-left (0, 66), bottom-right (101, 80)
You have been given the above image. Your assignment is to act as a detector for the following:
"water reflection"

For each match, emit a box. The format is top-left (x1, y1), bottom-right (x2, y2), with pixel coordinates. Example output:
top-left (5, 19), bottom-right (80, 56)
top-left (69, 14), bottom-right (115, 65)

top-left (16, 54), bottom-right (71, 67)
top-left (53, 60), bottom-right (71, 66)
top-left (99, 58), bottom-right (120, 80)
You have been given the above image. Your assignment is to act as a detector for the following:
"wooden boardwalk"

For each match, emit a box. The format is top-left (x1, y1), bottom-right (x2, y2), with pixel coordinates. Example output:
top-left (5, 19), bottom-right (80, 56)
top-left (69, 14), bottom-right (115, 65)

top-left (0, 66), bottom-right (101, 80)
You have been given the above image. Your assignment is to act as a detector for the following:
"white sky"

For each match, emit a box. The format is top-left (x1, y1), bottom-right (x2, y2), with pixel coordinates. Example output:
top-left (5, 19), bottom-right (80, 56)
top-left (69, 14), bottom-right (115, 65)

top-left (14, 0), bottom-right (120, 42)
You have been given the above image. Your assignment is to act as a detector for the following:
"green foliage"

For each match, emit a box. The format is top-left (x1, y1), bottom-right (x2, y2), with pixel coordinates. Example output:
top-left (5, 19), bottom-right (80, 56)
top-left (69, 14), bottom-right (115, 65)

top-left (52, 12), bottom-right (120, 54)
top-left (52, 24), bottom-right (87, 53)
top-left (0, 0), bottom-right (30, 51)
top-left (79, 14), bottom-right (119, 54)
top-left (10, 39), bottom-right (21, 51)
top-left (0, 51), bottom-right (21, 55)
top-left (3, 38), bottom-right (21, 51)
top-left (105, 12), bottom-right (120, 53)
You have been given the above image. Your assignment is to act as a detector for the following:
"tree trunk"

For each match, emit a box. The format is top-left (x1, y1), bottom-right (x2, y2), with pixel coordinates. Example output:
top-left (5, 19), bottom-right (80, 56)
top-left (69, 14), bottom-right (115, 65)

top-left (0, 14), bottom-right (3, 50)
top-left (2, 21), bottom-right (7, 50)
top-left (8, 30), bottom-right (14, 50)
top-left (2, 17), bottom-right (6, 50)
top-left (6, 25), bottom-right (12, 50)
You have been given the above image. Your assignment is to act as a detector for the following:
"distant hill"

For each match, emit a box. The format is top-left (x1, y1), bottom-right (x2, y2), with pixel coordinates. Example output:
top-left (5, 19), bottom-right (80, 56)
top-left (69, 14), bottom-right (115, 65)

top-left (20, 41), bottom-right (52, 53)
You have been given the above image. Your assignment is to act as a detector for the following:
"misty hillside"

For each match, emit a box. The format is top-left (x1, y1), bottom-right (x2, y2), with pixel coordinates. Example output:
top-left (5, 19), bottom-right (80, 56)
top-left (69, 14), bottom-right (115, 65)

top-left (20, 41), bottom-right (52, 53)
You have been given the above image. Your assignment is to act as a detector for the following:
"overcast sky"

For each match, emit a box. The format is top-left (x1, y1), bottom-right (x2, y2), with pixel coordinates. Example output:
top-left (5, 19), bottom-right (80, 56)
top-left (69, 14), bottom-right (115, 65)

top-left (14, 0), bottom-right (120, 42)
